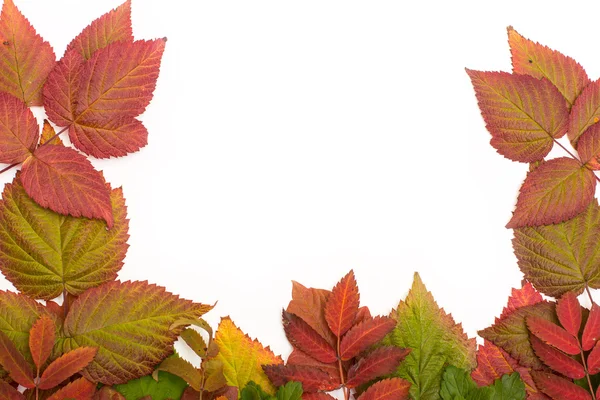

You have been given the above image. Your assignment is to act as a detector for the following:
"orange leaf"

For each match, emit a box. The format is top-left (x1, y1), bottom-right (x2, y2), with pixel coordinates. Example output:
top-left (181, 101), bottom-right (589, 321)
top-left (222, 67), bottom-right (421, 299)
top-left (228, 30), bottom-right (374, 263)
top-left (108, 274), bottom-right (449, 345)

top-left (569, 79), bottom-right (600, 145)
top-left (583, 303), bottom-right (600, 351)
top-left (282, 311), bottom-right (336, 364)
top-left (532, 371), bottom-right (592, 400)
top-left (43, 50), bottom-right (84, 127)
top-left (466, 69), bottom-right (569, 163)
top-left (499, 282), bottom-right (543, 319)
top-left (527, 315), bottom-right (580, 355)
top-left (324, 270), bottom-right (360, 337)
top-left (39, 120), bottom-right (62, 146)
top-left (506, 157), bottom-right (596, 228)
top-left (356, 378), bottom-right (411, 400)
top-left (0, 0), bottom-right (55, 105)
top-left (262, 364), bottom-right (340, 393)
top-left (46, 376), bottom-right (96, 400)
top-left (287, 282), bottom-right (335, 346)
top-left (0, 330), bottom-right (34, 388)
top-left (0, 93), bottom-right (38, 164)
top-left (471, 340), bottom-right (519, 386)
top-left (346, 347), bottom-right (410, 389)
top-left (556, 292), bottom-right (582, 337)
top-left (508, 26), bottom-right (590, 107)
top-left (339, 316), bottom-right (396, 361)
top-left (20, 145), bottom-right (113, 227)
top-left (287, 348), bottom-right (338, 377)
top-left (38, 347), bottom-right (97, 390)
top-left (0, 380), bottom-right (25, 400)
top-left (66, 0), bottom-right (133, 60)
top-left (29, 315), bottom-right (56, 370)
top-left (530, 335), bottom-right (584, 379)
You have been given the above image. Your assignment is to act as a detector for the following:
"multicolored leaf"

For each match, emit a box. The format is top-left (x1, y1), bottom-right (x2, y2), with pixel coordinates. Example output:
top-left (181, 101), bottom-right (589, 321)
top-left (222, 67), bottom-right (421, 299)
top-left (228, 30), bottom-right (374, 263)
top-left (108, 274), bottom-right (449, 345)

top-left (282, 311), bottom-right (336, 364)
top-left (39, 120), bottom-right (62, 146)
top-left (0, 93), bottom-right (38, 164)
top-left (0, 330), bottom-right (34, 388)
top-left (582, 302), bottom-right (600, 351)
top-left (0, 0), bottom-right (55, 105)
top-left (29, 315), bottom-right (56, 370)
top-left (529, 335), bottom-right (584, 379)
top-left (286, 282), bottom-right (335, 345)
top-left (63, 280), bottom-right (212, 385)
top-left (262, 364), bottom-right (340, 393)
top-left (576, 122), bottom-right (600, 169)
top-left (339, 316), bottom-right (395, 361)
top-left (568, 79), bottom-right (600, 145)
top-left (506, 157), bottom-right (596, 228)
top-left (180, 328), bottom-right (207, 358)
top-left (38, 347), bottom-right (97, 390)
top-left (324, 269), bottom-right (360, 337)
top-left (46, 377), bottom-right (96, 400)
top-left (20, 145), bottom-right (113, 227)
top-left (556, 292), bottom-right (582, 337)
top-left (466, 69), bottom-right (569, 162)
top-left (154, 354), bottom-right (202, 391)
top-left (43, 50), bottom-right (84, 127)
top-left (0, 176), bottom-right (129, 299)
top-left (471, 340), bottom-right (519, 386)
top-left (346, 347), bottom-right (411, 388)
top-left (513, 200), bottom-right (600, 297)
top-left (499, 282), bottom-right (543, 319)
top-left (215, 317), bottom-right (283, 395)
top-left (532, 371), bottom-right (592, 400)
top-left (356, 378), bottom-right (411, 400)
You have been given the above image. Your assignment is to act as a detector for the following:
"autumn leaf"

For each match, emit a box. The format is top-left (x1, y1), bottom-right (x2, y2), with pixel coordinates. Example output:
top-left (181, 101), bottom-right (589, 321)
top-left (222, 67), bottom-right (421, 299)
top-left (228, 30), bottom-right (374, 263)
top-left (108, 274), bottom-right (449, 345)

top-left (215, 317), bottom-right (283, 394)
top-left (339, 316), bottom-right (395, 361)
top-left (506, 157), bottom-right (596, 228)
top-left (346, 347), bottom-right (411, 389)
top-left (0, 380), bottom-right (25, 400)
top-left (385, 272), bottom-right (476, 400)
top-left (286, 348), bottom-right (338, 377)
top-left (0, 176), bottom-right (129, 299)
top-left (582, 303), bottom-right (600, 351)
top-left (324, 269), bottom-right (360, 337)
top-left (568, 79), bottom-right (600, 146)
top-left (529, 335), bottom-right (584, 379)
top-left (20, 145), bottom-right (114, 227)
top-left (180, 328), bottom-right (208, 358)
top-left (587, 341), bottom-right (600, 374)
top-left (466, 69), bottom-right (569, 163)
top-left (39, 120), bottom-right (62, 146)
top-left (0, 330), bottom-right (35, 388)
top-left (556, 292), bottom-right (582, 337)
top-left (262, 365), bottom-right (340, 393)
top-left (63, 281), bottom-right (212, 385)
top-left (508, 26), bottom-right (590, 107)
top-left (532, 371), bottom-right (592, 400)
top-left (29, 316), bottom-right (56, 371)
top-left (512, 199), bottom-right (600, 297)
top-left (499, 282), bottom-right (543, 319)
top-left (282, 311), bottom-right (337, 364)
top-left (113, 371), bottom-right (188, 400)
top-left (154, 354), bottom-right (202, 391)
top-left (46, 377), bottom-right (96, 400)
top-left (356, 378), bottom-right (411, 400)
top-left (0, 0), bottom-right (55, 105)
top-left (287, 282), bottom-right (335, 346)
top-left (37, 346), bottom-right (97, 390)
top-left (43, 50), bottom-right (84, 127)
top-left (0, 93), bottom-right (38, 164)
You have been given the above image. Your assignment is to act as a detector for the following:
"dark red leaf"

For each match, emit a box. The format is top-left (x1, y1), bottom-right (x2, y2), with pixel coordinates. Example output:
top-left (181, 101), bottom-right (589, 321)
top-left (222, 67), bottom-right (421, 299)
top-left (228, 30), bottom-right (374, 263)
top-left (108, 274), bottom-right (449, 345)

top-left (527, 315), bottom-right (580, 355)
top-left (532, 371), bottom-right (591, 400)
top-left (556, 292), bottom-right (582, 337)
top-left (262, 364), bottom-right (340, 393)
top-left (282, 311), bottom-right (337, 364)
top-left (339, 316), bottom-right (396, 361)
top-left (356, 378), bottom-right (411, 400)
top-left (587, 340), bottom-right (600, 374)
top-left (530, 335), bottom-right (584, 379)
top-left (0, 330), bottom-right (34, 388)
top-left (287, 348), bottom-right (338, 377)
top-left (324, 270), bottom-right (360, 337)
top-left (346, 347), bottom-right (410, 388)
top-left (38, 347), bottom-right (97, 390)
top-left (582, 302), bottom-right (600, 351)
top-left (0, 380), bottom-right (25, 400)
top-left (29, 315), bottom-right (56, 370)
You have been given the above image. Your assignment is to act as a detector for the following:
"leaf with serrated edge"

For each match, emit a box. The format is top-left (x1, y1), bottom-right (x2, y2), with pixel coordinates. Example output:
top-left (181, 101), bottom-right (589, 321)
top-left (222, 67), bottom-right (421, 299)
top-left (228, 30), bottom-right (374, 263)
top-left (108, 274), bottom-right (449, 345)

top-left (180, 328), bottom-right (207, 358)
top-left (346, 347), bottom-right (410, 389)
top-left (262, 364), bottom-right (339, 393)
top-left (530, 335), bottom-right (584, 379)
top-left (113, 371), bottom-right (188, 400)
top-left (47, 377), bottom-right (96, 400)
top-left (43, 50), bottom-right (84, 127)
top-left (577, 123), bottom-right (600, 169)
top-left (282, 311), bottom-right (336, 364)
top-left (513, 200), bottom-right (600, 297)
top-left (569, 79), bottom-right (600, 146)
top-left (0, 176), bottom-right (129, 299)
top-left (356, 378), bottom-right (411, 400)
top-left (508, 27), bottom-right (590, 107)
top-left (63, 280), bottom-right (212, 385)
top-left (66, 0), bottom-right (133, 60)
top-left (39, 120), bottom-right (62, 146)
top-left (339, 316), bottom-right (395, 361)
top-left (154, 354), bottom-right (201, 391)
top-left (588, 341), bottom-right (600, 374)
top-left (506, 157), bottom-right (596, 228)
top-left (20, 145), bottom-right (113, 227)
top-left (499, 282), bottom-right (543, 319)
top-left (583, 303), bottom-right (600, 351)
top-left (0, 93), bottom-right (38, 164)
top-left (556, 292), bottom-right (582, 337)
top-left (471, 340), bottom-right (518, 386)
top-left (385, 272), bottom-right (476, 400)
top-left (287, 282), bottom-right (335, 346)
top-left (38, 347), bottom-right (97, 390)
top-left (215, 317), bottom-right (283, 395)
top-left (0, 330), bottom-right (34, 388)
top-left (287, 348), bottom-right (338, 377)
top-left (0, 0), bottom-right (55, 105)
top-left (0, 380), bottom-right (25, 400)
top-left (29, 316), bottom-right (55, 370)
top-left (466, 69), bottom-right (568, 163)
top-left (532, 371), bottom-right (592, 400)
top-left (325, 270), bottom-right (360, 337)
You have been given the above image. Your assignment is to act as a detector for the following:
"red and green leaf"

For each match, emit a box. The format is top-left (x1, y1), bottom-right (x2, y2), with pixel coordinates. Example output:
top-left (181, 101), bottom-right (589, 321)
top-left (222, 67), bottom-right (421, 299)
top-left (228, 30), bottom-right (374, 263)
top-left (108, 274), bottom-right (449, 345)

top-left (29, 316), bottom-right (56, 370)
top-left (339, 316), bottom-right (395, 361)
top-left (568, 79), bottom-right (600, 145)
top-left (346, 347), bottom-right (410, 389)
top-left (355, 378), bottom-right (411, 400)
top-left (576, 122), bottom-right (600, 169)
top-left (282, 311), bottom-right (336, 364)
top-left (324, 269), bottom-right (360, 337)
top-left (499, 282), bottom-right (543, 319)
top-left (0, 93), bottom-right (38, 164)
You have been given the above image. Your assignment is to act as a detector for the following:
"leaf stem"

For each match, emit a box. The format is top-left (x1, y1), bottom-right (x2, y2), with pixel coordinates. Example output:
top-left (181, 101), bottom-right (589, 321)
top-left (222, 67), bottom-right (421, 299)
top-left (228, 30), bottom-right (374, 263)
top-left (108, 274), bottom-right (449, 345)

top-left (553, 138), bottom-right (580, 162)
top-left (586, 285), bottom-right (595, 305)
top-left (337, 338), bottom-right (349, 400)
top-left (578, 335), bottom-right (596, 400)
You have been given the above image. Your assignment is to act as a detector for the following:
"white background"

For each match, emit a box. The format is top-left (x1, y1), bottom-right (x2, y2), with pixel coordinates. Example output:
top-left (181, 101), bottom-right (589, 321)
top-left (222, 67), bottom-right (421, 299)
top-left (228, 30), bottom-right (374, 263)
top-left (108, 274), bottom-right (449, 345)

top-left (1, 0), bottom-right (599, 361)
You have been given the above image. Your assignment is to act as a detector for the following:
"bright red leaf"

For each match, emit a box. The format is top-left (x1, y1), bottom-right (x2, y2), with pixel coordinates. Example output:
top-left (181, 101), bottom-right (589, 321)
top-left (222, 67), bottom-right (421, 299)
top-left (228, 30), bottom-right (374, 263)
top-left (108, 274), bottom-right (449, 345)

top-left (587, 341), bottom-right (600, 375)
top-left (532, 371), bottom-right (592, 400)
top-left (282, 311), bottom-right (337, 364)
top-left (325, 270), bottom-right (360, 337)
top-left (20, 145), bottom-right (113, 227)
top-left (262, 364), bottom-right (340, 393)
top-left (530, 335), bottom-right (584, 379)
top-left (46, 376), bottom-right (96, 400)
top-left (356, 378), bottom-right (411, 400)
top-left (0, 93), bottom-right (38, 164)
top-left (499, 282), bottom-right (543, 320)
top-left (527, 315), bottom-right (580, 355)
top-left (471, 340), bottom-right (519, 386)
top-left (582, 303), bottom-right (600, 351)
top-left (339, 316), bottom-right (396, 361)
top-left (38, 346), bottom-right (97, 390)
top-left (556, 292), bottom-right (582, 337)
top-left (346, 347), bottom-right (411, 388)
top-left (29, 315), bottom-right (56, 370)
top-left (0, 330), bottom-right (34, 388)
top-left (568, 79), bottom-right (600, 145)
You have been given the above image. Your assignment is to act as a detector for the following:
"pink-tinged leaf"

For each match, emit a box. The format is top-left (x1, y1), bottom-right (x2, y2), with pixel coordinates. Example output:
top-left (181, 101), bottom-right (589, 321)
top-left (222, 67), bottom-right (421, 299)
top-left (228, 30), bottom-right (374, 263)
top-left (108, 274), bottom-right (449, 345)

top-left (583, 303), bottom-right (600, 351)
top-left (282, 311), bottom-right (336, 364)
top-left (324, 270), bottom-right (360, 337)
top-left (39, 120), bottom-right (62, 146)
top-left (46, 376), bottom-right (96, 400)
top-left (0, 93), bottom-right (38, 164)
top-left (556, 292), bottom-right (582, 337)
top-left (262, 364), bottom-right (340, 393)
top-left (339, 316), bottom-right (396, 361)
top-left (66, 0), bottom-right (133, 60)
top-left (506, 157), bottom-right (596, 228)
top-left (471, 340), bottom-right (519, 386)
top-left (287, 282), bottom-right (335, 346)
top-left (527, 316), bottom-right (580, 355)
top-left (588, 341), bottom-right (600, 374)
top-left (356, 378), bottom-right (411, 400)
top-left (43, 50), bottom-right (84, 127)
top-left (38, 347), bottom-right (97, 390)
top-left (287, 348), bottom-right (339, 377)
top-left (508, 27), bottom-right (590, 107)
top-left (0, 330), bottom-right (34, 388)
top-left (500, 282), bottom-right (543, 319)
top-left (532, 371), bottom-right (592, 400)
top-left (530, 335), bottom-right (584, 379)
top-left (577, 122), bottom-right (600, 170)
top-left (0, 380), bottom-right (25, 400)
top-left (29, 315), bottom-right (56, 370)
top-left (466, 69), bottom-right (569, 163)
top-left (0, 0), bottom-right (55, 105)
top-left (569, 79), bottom-right (600, 145)
top-left (20, 145), bottom-right (113, 227)
top-left (346, 347), bottom-right (411, 388)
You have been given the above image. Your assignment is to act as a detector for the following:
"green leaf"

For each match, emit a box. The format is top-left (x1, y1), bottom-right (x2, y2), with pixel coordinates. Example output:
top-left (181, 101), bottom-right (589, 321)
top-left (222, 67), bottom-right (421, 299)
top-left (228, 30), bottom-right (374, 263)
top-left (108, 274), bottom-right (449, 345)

top-left (241, 381), bottom-right (273, 400)
top-left (385, 273), bottom-right (476, 400)
top-left (113, 370), bottom-right (188, 400)
top-left (491, 373), bottom-right (526, 400)
top-left (276, 382), bottom-right (303, 400)
top-left (440, 366), bottom-right (525, 400)
top-left (440, 366), bottom-right (481, 400)
top-left (0, 176), bottom-right (129, 300)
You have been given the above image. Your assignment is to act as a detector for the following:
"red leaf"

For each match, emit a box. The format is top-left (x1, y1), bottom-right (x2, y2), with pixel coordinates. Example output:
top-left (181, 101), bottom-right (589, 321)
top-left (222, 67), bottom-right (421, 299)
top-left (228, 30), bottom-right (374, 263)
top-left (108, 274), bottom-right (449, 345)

top-left (0, 93), bottom-right (38, 164)
top-left (46, 377), bottom-right (96, 400)
top-left (530, 335), bottom-right (584, 379)
top-left (20, 145), bottom-right (113, 227)
top-left (356, 378), bottom-right (411, 400)
top-left (576, 123), bottom-right (600, 169)
top-left (0, 330), bottom-right (34, 388)
top-left (466, 69), bottom-right (569, 163)
top-left (532, 371), bottom-right (592, 400)
top-left (506, 157), bottom-right (596, 228)
top-left (500, 282), bottom-right (543, 319)
top-left (66, 0), bottom-right (133, 60)
top-left (354, 306), bottom-right (372, 324)
top-left (287, 348), bottom-right (338, 377)
top-left (325, 270), bottom-right (360, 337)
top-left (43, 50), bottom-right (84, 127)
top-left (0, 0), bottom-right (55, 106)
top-left (38, 347), bottom-right (97, 390)
top-left (40, 119), bottom-right (63, 146)
top-left (287, 282), bottom-right (335, 346)
top-left (282, 311), bottom-right (337, 364)
top-left (339, 316), bottom-right (396, 361)
top-left (29, 315), bottom-right (56, 370)
top-left (587, 341), bottom-right (600, 374)
top-left (569, 79), bottom-right (600, 146)
top-left (346, 347), bottom-right (410, 388)
top-left (556, 292), bottom-right (582, 337)
top-left (527, 316), bottom-right (580, 355)
top-left (0, 380), bottom-right (25, 400)
top-left (262, 364), bottom-right (340, 393)
top-left (583, 303), bottom-right (600, 351)
top-left (471, 340), bottom-right (519, 386)
top-left (95, 386), bottom-right (126, 400)
top-left (302, 394), bottom-right (337, 400)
